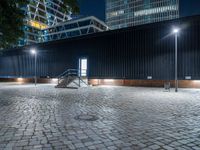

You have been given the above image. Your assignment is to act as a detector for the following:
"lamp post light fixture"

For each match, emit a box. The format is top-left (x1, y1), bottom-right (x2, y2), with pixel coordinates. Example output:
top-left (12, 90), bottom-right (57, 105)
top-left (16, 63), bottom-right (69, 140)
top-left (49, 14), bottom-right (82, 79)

top-left (172, 28), bottom-right (180, 92)
top-left (30, 49), bottom-right (37, 86)
top-left (173, 28), bottom-right (179, 34)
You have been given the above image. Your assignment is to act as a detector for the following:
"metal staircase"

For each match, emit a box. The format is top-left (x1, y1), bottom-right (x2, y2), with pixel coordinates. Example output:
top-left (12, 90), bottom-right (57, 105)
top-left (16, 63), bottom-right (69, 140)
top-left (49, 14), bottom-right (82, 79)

top-left (55, 69), bottom-right (88, 88)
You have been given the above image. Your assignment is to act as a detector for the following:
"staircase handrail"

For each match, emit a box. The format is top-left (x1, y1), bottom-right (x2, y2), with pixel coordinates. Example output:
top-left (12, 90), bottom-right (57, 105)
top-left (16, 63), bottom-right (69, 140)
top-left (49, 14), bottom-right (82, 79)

top-left (79, 77), bottom-right (88, 86)
top-left (56, 69), bottom-right (89, 88)
top-left (57, 69), bottom-right (78, 79)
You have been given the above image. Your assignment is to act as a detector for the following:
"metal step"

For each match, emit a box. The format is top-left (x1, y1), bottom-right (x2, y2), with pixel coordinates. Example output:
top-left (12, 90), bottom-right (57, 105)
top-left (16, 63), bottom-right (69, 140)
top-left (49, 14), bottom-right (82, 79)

top-left (55, 76), bottom-right (77, 88)
top-left (55, 69), bottom-right (88, 88)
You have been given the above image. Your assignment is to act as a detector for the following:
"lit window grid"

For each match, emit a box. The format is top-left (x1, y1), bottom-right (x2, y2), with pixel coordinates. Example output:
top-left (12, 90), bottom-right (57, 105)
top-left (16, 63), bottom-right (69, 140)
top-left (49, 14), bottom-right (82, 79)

top-left (20, 0), bottom-right (72, 46)
top-left (40, 17), bottom-right (109, 42)
top-left (106, 0), bottom-right (178, 10)
top-left (106, 0), bottom-right (179, 14)
top-left (106, 13), bottom-right (179, 28)
top-left (18, 16), bottom-right (109, 46)
top-left (106, 1), bottom-right (178, 17)
top-left (106, 0), bottom-right (179, 29)
top-left (26, 0), bottom-right (71, 27)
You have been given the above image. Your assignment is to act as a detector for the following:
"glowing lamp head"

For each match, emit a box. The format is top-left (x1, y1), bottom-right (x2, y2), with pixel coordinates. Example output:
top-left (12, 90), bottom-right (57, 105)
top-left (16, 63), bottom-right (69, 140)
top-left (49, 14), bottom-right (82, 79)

top-left (173, 28), bottom-right (179, 34)
top-left (31, 49), bottom-right (36, 55)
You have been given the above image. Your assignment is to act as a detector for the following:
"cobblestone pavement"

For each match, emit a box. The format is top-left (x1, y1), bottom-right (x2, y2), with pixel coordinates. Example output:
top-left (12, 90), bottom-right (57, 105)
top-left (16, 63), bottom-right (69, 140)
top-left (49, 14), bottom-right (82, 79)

top-left (0, 83), bottom-right (200, 150)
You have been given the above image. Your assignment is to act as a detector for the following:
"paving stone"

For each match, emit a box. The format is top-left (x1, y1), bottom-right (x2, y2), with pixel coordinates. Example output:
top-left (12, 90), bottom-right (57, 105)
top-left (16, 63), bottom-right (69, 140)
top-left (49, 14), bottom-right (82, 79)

top-left (163, 145), bottom-right (175, 150)
top-left (149, 144), bottom-right (161, 149)
top-left (0, 83), bottom-right (200, 149)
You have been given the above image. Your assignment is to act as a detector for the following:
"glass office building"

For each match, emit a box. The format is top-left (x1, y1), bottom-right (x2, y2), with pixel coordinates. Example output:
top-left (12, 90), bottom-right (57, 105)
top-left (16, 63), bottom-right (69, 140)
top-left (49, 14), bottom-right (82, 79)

top-left (106, 0), bottom-right (179, 29)
top-left (19, 0), bottom-right (72, 46)
top-left (41, 16), bottom-right (109, 42)
top-left (18, 1), bottom-right (108, 46)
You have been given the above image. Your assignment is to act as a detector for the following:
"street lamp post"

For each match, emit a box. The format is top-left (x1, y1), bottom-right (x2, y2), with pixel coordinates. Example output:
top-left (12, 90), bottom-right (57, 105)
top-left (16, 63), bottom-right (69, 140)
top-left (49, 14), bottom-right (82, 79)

top-left (173, 28), bottom-right (179, 92)
top-left (31, 49), bottom-right (37, 86)
top-left (0, 32), bottom-right (3, 50)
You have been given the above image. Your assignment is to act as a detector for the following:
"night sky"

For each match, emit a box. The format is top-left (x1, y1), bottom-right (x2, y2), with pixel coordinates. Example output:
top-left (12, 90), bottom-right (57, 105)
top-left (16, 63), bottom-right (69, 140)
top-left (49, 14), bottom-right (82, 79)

top-left (179, 0), bottom-right (200, 17)
top-left (78, 0), bottom-right (200, 21)
top-left (79, 0), bottom-right (105, 21)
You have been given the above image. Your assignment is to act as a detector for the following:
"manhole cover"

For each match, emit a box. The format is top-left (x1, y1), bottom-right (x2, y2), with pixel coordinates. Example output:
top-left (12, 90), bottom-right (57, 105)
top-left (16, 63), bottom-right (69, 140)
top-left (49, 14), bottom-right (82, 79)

top-left (74, 114), bottom-right (99, 121)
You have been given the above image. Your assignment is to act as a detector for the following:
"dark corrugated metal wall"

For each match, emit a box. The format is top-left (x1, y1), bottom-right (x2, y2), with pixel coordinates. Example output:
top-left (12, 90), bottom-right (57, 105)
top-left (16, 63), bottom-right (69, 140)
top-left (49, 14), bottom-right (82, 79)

top-left (0, 16), bottom-right (200, 80)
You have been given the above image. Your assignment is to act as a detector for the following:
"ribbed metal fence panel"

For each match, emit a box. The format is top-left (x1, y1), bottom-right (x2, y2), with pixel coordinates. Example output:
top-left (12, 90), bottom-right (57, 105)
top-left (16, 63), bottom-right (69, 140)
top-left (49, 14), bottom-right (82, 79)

top-left (0, 16), bottom-right (200, 80)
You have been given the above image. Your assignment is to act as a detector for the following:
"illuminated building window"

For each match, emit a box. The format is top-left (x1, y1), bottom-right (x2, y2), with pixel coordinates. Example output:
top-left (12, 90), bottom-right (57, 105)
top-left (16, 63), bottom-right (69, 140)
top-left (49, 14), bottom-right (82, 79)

top-left (106, 0), bottom-right (179, 29)
top-left (28, 20), bottom-right (49, 30)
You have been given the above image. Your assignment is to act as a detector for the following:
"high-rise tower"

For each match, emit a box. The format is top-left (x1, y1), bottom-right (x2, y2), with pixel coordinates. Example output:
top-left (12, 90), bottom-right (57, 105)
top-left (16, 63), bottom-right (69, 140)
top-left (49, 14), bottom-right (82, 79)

top-left (19, 0), bottom-right (72, 46)
top-left (106, 0), bottom-right (179, 29)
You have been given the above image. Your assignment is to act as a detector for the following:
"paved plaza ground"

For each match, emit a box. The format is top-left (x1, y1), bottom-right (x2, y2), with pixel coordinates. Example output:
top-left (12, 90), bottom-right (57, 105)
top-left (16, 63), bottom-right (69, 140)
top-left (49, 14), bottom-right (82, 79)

top-left (0, 83), bottom-right (200, 150)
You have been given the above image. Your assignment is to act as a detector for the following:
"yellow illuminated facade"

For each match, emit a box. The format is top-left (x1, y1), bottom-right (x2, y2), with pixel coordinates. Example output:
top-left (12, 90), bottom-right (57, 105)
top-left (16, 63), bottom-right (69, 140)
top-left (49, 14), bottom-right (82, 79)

top-left (28, 20), bottom-right (48, 30)
top-left (19, 0), bottom-right (72, 46)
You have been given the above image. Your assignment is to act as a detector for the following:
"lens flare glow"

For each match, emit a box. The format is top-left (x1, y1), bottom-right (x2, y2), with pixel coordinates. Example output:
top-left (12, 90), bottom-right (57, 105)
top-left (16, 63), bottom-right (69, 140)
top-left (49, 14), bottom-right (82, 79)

top-left (173, 28), bottom-right (179, 33)
top-left (31, 49), bottom-right (36, 54)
